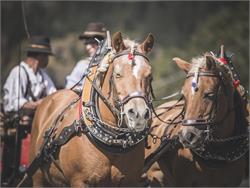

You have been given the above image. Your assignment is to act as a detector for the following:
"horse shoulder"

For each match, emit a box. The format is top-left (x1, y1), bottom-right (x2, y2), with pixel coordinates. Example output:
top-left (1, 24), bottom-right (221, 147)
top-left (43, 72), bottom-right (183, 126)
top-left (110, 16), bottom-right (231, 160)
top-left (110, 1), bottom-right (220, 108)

top-left (30, 89), bottom-right (80, 163)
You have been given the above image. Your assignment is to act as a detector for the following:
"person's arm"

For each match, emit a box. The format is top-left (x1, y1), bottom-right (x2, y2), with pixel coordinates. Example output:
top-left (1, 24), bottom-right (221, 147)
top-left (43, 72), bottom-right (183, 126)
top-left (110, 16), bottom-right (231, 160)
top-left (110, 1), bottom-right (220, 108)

top-left (3, 66), bottom-right (29, 112)
top-left (40, 69), bottom-right (57, 95)
top-left (22, 99), bottom-right (43, 109)
top-left (65, 60), bottom-right (89, 89)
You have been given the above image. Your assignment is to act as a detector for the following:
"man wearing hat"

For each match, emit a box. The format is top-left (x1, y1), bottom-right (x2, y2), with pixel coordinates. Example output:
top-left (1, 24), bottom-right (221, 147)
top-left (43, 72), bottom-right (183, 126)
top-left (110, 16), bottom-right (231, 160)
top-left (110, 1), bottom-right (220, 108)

top-left (1, 35), bottom-right (57, 184)
top-left (3, 35), bottom-right (56, 114)
top-left (65, 22), bottom-right (107, 89)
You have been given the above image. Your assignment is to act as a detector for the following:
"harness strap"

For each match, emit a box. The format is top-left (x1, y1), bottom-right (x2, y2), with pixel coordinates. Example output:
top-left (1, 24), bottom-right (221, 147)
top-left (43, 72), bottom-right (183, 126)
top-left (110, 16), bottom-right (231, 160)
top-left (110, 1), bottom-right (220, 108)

top-left (85, 75), bottom-right (120, 116)
top-left (81, 65), bottom-right (98, 127)
top-left (143, 136), bottom-right (181, 173)
top-left (52, 120), bottom-right (83, 146)
top-left (49, 154), bottom-right (67, 181)
top-left (151, 96), bottom-right (183, 124)
top-left (192, 134), bottom-right (249, 162)
top-left (16, 119), bottom-right (85, 187)
top-left (16, 97), bottom-right (81, 187)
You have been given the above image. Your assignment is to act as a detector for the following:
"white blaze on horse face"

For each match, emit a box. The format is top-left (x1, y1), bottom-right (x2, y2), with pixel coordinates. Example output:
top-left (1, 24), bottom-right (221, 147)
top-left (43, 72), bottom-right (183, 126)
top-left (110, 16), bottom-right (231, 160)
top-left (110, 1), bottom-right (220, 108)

top-left (132, 56), bottom-right (145, 79)
top-left (114, 63), bottom-right (122, 75)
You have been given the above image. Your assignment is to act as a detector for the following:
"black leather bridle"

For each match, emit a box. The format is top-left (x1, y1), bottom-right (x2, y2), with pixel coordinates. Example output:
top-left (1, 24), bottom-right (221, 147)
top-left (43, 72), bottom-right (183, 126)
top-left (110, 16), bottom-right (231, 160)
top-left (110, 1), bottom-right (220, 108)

top-left (181, 70), bottom-right (232, 140)
top-left (106, 50), bottom-right (153, 125)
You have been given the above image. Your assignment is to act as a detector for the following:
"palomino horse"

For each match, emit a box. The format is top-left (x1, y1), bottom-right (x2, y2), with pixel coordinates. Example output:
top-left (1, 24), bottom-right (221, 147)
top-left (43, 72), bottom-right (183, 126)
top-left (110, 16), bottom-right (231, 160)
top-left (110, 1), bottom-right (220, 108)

top-left (29, 32), bottom-right (154, 186)
top-left (145, 52), bottom-right (249, 186)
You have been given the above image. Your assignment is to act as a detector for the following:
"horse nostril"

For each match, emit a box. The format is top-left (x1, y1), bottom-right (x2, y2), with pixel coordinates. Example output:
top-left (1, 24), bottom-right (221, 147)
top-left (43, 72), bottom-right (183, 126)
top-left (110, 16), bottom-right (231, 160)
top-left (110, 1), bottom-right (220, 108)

top-left (143, 108), bottom-right (150, 120)
top-left (185, 132), bottom-right (196, 143)
top-left (128, 108), bottom-right (136, 117)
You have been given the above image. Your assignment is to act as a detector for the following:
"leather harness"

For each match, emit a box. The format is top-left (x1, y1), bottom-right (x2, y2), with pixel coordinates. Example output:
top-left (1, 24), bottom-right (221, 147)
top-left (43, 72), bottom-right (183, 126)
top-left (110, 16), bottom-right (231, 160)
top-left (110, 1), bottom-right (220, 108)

top-left (17, 41), bottom-right (153, 186)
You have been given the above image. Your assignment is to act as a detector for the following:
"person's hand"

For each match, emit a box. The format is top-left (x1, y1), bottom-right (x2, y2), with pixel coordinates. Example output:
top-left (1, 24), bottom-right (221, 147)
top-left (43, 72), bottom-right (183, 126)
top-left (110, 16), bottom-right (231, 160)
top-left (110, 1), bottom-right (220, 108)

top-left (19, 115), bottom-right (31, 126)
top-left (35, 99), bottom-right (43, 106)
top-left (23, 99), bottom-right (43, 109)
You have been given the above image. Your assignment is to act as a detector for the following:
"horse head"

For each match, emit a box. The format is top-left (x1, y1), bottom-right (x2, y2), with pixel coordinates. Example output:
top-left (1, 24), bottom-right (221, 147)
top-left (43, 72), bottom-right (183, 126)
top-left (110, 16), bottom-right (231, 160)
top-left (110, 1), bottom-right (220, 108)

top-left (173, 51), bottom-right (237, 149)
top-left (98, 31), bottom-right (154, 132)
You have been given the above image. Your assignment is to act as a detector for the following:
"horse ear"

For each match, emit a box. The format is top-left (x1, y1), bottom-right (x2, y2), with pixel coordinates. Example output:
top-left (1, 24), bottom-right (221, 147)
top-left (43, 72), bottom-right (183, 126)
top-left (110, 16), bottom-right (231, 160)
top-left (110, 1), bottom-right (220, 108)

top-left (173, 57), bottom-right (191, 73)
top-left (205, 55), bottom-right (216, 70)
top-left (140, 33), bottom-right (154, 54)
top-left (112, 31), bottom-right (125, 53)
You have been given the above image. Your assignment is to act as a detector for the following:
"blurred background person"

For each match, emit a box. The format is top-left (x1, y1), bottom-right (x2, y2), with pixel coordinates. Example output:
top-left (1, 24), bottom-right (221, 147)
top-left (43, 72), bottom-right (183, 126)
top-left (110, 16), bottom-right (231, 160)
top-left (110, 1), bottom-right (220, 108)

top-left (1, 35), bottom-right (56, 185)
top-left (65, 22), bottom-right (107, 90)
top-left (3, 35), bottom-right (56, 115)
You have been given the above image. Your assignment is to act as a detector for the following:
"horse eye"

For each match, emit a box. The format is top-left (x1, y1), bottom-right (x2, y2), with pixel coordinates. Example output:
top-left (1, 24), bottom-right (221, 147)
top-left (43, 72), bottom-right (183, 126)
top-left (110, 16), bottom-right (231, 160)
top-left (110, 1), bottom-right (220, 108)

top-left (148, 74), bottom-right (153, 80)
top-left (114, 73), bottom-right (122, 78)
top-left (203, 92), bottom-right (215, 100)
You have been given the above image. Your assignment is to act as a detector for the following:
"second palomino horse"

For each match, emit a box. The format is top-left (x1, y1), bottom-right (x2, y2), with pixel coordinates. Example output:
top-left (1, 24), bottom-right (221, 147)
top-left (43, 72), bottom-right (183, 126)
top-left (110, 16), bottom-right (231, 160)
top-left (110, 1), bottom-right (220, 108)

top-left (145, 50), bottom-right (249, 186)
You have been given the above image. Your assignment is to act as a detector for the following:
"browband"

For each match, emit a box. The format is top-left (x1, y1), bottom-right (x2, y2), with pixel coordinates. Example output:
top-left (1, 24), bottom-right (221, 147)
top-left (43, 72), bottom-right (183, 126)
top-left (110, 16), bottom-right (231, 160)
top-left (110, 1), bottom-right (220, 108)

top-left (111, 50), bottom-right (149, 62)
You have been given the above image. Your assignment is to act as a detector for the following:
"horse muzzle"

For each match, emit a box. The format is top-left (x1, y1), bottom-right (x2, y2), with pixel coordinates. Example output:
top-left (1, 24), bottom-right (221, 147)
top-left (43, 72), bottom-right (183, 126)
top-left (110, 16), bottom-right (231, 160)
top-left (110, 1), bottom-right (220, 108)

top-left (179, 127), bottom-right (204, 149)
top-left (124, 100), bottom-right (151, 131)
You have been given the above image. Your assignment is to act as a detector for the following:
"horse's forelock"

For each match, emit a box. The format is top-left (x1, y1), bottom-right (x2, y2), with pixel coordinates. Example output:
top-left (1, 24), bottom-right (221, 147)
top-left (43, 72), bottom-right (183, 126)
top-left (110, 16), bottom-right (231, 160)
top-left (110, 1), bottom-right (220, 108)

top-left (190, 56), bottom-right (206, 73)
top-left (189, 54), bottom-right (236, 95)
top-left (123, 39), bottom-right (139, 50)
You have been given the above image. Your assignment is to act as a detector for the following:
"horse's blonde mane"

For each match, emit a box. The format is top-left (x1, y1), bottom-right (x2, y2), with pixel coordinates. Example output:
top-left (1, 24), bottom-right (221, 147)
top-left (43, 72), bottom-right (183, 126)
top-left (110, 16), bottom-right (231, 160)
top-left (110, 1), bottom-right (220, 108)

top-left (98, 39), bottom-right (139, 72)
top-left (123, 38), bottom-right (139, 50)
top-left (190, 56), bottom-right (206, 72)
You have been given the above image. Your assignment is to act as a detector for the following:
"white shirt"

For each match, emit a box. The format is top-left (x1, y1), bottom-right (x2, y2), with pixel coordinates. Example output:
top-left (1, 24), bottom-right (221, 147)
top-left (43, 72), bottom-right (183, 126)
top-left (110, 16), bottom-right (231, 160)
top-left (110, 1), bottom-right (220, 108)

top-left (65, 57), bottom-right (90, 89)
top-left (3, 61), bottom-right (57, 112)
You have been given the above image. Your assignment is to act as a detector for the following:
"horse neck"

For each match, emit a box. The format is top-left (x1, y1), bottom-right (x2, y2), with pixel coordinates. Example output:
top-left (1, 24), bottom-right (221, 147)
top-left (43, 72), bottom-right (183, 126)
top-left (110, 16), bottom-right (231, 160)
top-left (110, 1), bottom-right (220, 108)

top-left (97, 64), bottom-right (117, 126)
top-left (212, 86), bottom-right (236, 138)
top-left (232, 90), bottom-right (248, 135)
top-left (214, 89), bottom-right (248, 138)
top-left (219, 108), bottom-right (235, 138)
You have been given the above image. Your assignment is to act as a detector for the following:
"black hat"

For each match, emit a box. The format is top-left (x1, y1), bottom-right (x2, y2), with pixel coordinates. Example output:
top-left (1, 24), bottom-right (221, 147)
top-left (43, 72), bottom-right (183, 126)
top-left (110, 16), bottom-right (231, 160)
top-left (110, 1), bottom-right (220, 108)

top-left (79, 22), bottom-right (107, 41)
top-left (26, 36), bottom-right (53, 55)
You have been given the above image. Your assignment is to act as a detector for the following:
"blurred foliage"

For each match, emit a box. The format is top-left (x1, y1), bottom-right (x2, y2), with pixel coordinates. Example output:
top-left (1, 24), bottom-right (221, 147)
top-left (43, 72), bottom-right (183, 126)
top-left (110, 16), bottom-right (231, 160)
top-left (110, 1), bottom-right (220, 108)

top-left (152, 3), bottom-right (249, 100)
top-left (1, 1), bottom-right (249, 103)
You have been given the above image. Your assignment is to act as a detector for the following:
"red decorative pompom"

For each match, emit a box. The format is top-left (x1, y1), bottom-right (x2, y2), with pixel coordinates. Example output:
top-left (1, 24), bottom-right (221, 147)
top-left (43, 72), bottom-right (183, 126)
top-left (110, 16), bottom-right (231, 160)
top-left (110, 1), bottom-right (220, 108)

top-left (233, 79), bottom-right (240, 87)
top-left (128, 53), bottom-right (134, 60)
top-left (218, 57), bottom-right (228, 65)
